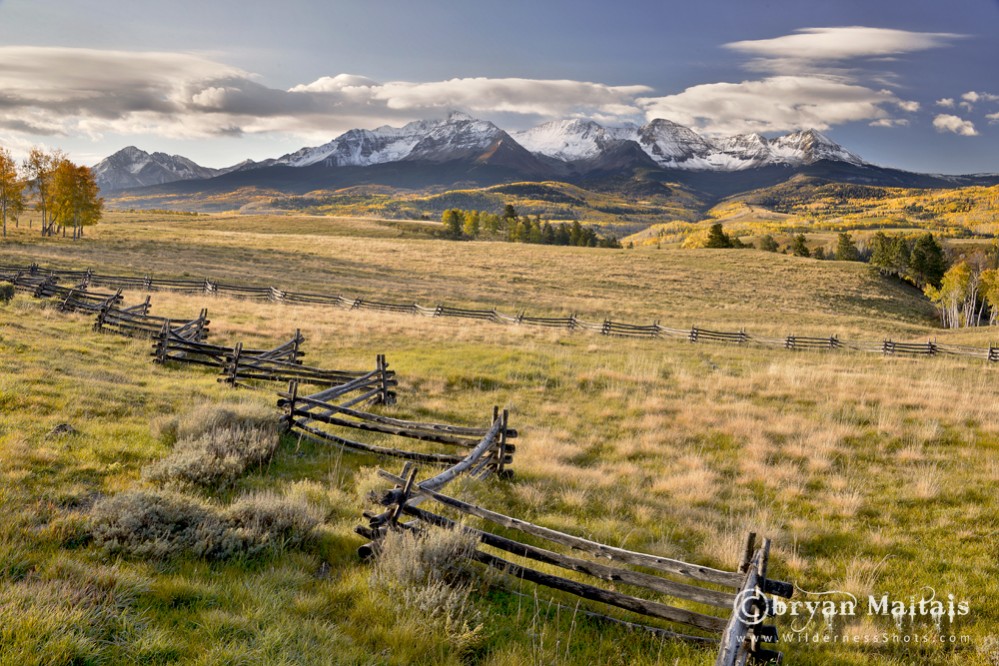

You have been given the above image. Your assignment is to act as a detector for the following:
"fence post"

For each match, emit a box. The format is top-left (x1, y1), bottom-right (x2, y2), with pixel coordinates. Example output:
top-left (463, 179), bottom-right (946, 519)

top-left (689, 326), bottom-right (699, 343)
top-left (739, 532), bottom-right (757, 574)
top-left (497, 408), bottom-right (511, 477)
top-left (282, 380), bottom-right (299, 433)
top-left (154, 320), bottom-right (171, 363)
top-left (568, 314), bottom-right (577, 331)
top-left (601, 319), bottom-right (611, 336)
top-left (196, 309), bottom-right (208, 341)
top-left (376, 354), bottom-right (395, 405)
top-left (93, 304), bottom-right (108, 332)
top-left (226, 342), bottom-right (243, 386)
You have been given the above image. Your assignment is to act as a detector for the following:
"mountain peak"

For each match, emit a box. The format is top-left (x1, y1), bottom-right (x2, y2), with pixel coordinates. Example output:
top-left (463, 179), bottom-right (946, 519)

top-left (445, 110), bottom-right (475, 123)
top-left (93, 147), bottom-right (218, 192)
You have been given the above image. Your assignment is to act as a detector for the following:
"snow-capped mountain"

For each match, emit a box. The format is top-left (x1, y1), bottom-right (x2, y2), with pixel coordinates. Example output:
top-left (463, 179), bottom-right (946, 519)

top-left (92, 146), bottom-right (221, 192)
top-left (767, 129), bottom-right (865, 167)
top-left (95, 113), bottom-right (875, 194)
top-left (512, 118), bottom-right (866, 171)
top-left (274, 118), bottom-right (440, 168)
top-left (512, 119), bottom-right (635, 162)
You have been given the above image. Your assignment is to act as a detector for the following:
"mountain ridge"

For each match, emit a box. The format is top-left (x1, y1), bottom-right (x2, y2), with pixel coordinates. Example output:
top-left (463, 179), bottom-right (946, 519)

top-left (93, 113), bottom-right (884, 193)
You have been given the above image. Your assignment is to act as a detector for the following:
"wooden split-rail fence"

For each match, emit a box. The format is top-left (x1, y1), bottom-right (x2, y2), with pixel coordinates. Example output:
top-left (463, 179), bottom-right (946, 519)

top-left (1, 266), bottom-right (387, 392)
top-left (361, 465), bottom-right (793, 664)
top-left (2, 261), bottom-right (806, 660)
top-left (279, 378), bottom-right (516, 473)
top-left (6, 260), bottom-right (992, 365)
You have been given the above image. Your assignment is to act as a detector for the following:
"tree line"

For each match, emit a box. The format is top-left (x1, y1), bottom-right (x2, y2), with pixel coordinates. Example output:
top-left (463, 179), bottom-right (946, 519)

top-left (0, 146), bottom-right (103, 239)
top-left (440, 205), bottom-right (622, 248)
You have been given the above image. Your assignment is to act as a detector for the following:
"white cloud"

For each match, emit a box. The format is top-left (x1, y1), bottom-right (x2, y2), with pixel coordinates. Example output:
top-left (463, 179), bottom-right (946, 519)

top-left (961, 91), bottom-right (999, 103)
top-left (870, 118), bottom-right (909, 128)
top-left (0, 47), bottom-right (649, 142)
top-left (637, 76), bottom-right (902, 135)
top-left (895, 100), bottom-right (920, 113)
top-left (936, 98), bottom-right (955, 108)
top-left (933, 114), bottom-right (978, 136)
top-left (725, 27), bottom-right (964, 76)
top-left (987, 112), bottom-right (999, 124)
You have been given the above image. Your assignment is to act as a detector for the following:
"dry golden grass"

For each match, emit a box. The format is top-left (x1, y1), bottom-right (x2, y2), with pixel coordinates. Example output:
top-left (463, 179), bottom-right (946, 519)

top-left (2, 213), bottom-right (998, 664)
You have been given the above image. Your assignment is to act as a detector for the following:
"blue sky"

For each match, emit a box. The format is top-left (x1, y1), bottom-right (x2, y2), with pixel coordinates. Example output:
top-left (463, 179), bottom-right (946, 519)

top-left (0, 0), bottom-right (997, 173)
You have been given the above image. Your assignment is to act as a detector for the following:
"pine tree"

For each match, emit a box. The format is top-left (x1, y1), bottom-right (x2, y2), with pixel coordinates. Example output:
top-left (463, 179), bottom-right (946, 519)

top-left (758, 235), bottom-right (779, 252)
top-left (834, 232), bottom-right (860, 261)
top-left (908, 233), bottom-right (947, 289)
top-left (704, 223), bottom-right (732, 248)
top-left (441, 209), bottom-right (463, 238)
top-left (790, 234), bottom-right (810, 257)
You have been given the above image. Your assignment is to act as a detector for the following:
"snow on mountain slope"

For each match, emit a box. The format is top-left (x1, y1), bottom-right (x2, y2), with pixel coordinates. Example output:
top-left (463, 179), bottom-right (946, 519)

top-left (95, 113), bottom-right (872, 194)
top-left (768, 129), bottom-right (865, 166)
top-left (513, 119), bottom-right (625, 161)
top-left (274, 118), bottom-right (439, 168)
top-left (92, 146), bottom-right (220, 192)
top-left (517, 119), bottom-right (867, 171)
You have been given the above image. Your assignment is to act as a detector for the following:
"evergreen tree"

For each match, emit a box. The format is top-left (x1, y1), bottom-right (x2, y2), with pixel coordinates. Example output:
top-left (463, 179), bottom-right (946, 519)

top-left (790, 234), bottom-right (810, 257)
top-left (834, 232), bottom-right (860, 261)
top-left (758, 235), bottom-right (779, 252)
top-left (441, 209), bottom-right (463, 238)
top-left (908, 233), bottom-right (948, 289)
top-left (503, 203), bottom-right (517, 221)
top-left (704, 222), bottom-right (732, 248)
top-left (542, 221), bottom-right (554, 244)
top-left (555, 223), bottom-right (571, 245)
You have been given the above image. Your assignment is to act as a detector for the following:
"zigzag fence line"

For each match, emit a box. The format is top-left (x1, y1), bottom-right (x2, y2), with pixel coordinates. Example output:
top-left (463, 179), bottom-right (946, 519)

top-left (1, 261), bottom-right (807, 662)
top-left (278, 378), bottom-right (515, 474)
top-left (3, 261), bottom-right (994, 365)
top-left (361, 465), bottom-right (792, 664)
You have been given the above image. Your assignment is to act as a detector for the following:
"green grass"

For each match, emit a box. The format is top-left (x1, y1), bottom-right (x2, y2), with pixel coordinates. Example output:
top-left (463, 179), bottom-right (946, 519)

top-left (1, 214), bottom-right (998, 665)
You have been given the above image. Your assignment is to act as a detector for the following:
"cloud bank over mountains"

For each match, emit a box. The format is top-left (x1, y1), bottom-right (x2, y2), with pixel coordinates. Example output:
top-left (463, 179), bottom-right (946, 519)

top-left (0, 26), bottom-right (992, 158)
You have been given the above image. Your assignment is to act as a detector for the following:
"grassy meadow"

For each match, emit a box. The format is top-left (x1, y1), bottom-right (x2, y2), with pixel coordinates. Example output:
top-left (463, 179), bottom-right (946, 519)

top-left (1, 211), bottom-right (998, 665)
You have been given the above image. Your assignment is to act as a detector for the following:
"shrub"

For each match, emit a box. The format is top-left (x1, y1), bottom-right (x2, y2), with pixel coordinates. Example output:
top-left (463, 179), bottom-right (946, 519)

top-left (0, 284), bottom-right (14, 304)
top-left (225, 490), bottom-right (324, 558)
top-left (152, 401), bottom-right (275, 446)
top-left (371, 526), bottom-right (483, 652)
top-left (89, 490), bottom-right (227, 560)
top-left (89, 488), bottom-right (322, 561)
top-left (143, 425), bottom-right (279, 490)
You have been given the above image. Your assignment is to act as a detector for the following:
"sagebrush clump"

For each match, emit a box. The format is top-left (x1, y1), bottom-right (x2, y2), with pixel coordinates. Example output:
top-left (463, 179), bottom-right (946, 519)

top-left (143, 425), bottom-right (279, 489)
top-left (372, 526), bottom-right (484, 651)
top-left (89, 488), bottom-right (322, 561)
top-left (151, 401), bottom-right (275, 446)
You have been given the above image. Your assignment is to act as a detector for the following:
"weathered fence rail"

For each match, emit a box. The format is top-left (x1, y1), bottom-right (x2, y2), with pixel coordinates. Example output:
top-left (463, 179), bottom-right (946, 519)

top-left (361, 470), bottom-right (792, 664)
top-left (5, 261), bottom-right (999, 366)
top-left (279, 375), bottom-right (515, 475)
top-left (784, 334), bottom-right (840, 351)
top-left (882, 339), bottom-right (937, 356)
